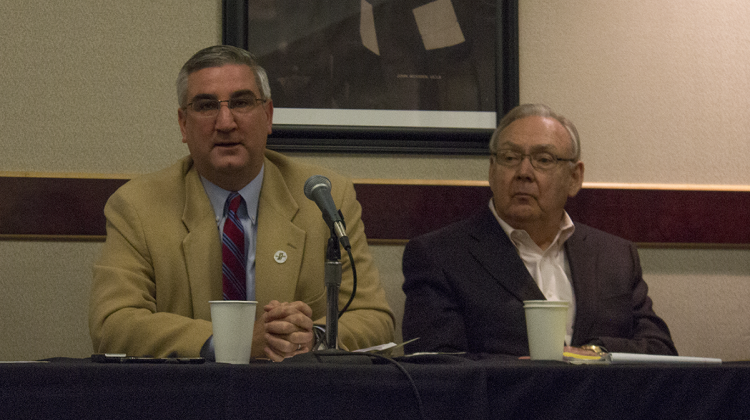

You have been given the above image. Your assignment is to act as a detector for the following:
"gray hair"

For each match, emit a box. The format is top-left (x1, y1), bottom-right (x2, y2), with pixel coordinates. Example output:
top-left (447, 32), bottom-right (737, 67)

top-left (176, 45), bottom-right (272, 108)
top-left (489, 104), bottom-right (581, 161)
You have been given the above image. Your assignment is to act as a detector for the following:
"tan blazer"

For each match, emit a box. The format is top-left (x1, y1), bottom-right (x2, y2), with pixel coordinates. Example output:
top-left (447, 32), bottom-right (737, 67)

top-left (90, 150), bottom-right (394, 357)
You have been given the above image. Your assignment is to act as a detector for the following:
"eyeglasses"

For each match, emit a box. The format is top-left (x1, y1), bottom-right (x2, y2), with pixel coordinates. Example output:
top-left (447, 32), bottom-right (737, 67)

top-left (493, 149), bottom-right (576, 171)
top-left (185, 95), bottom-right (266, 117)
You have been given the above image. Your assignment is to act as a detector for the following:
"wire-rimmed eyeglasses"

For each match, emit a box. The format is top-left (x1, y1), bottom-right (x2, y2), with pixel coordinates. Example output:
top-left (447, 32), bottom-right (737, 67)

top-left (185, 95), bottom-right (266, 118)
top-left (493, 149), bottom-right (577, 171)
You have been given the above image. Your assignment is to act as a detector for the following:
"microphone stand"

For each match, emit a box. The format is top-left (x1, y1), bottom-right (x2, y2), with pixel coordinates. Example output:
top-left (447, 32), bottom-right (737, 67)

top-left (324, 227), bottom-right (341, 349)
top-left (283, 217), bottom-right (371, 365)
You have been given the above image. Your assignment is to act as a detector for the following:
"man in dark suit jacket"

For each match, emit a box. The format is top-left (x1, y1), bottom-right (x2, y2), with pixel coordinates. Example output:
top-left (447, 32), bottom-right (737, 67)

top-left (402, 104), bottom-right (676, 356)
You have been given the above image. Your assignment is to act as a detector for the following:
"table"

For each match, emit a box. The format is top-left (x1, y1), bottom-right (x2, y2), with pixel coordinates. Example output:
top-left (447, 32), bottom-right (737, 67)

top-left (2, 354), bottom-right (749, 420)
top-left (480, 357), bottom-right (750, 419)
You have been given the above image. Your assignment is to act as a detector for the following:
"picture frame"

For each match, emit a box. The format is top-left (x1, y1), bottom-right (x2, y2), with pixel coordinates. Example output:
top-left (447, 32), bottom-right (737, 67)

top-left (222, 0), bottom-right (518, 154)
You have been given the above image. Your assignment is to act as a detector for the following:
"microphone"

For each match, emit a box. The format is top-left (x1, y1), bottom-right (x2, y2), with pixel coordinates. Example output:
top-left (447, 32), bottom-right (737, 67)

top-left (304, 175), bottom-right (351, 250)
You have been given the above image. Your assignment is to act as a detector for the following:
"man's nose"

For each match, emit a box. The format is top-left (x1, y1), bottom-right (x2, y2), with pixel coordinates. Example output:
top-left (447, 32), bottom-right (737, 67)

top-left (515, 155), bottom-right (536, 178)
top-left (214, 103), bottom-right (237, 130)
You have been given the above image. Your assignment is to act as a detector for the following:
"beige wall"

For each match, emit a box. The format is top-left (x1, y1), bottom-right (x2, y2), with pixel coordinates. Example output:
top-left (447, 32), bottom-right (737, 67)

top-left (1, 1), bottom-right (748, 361)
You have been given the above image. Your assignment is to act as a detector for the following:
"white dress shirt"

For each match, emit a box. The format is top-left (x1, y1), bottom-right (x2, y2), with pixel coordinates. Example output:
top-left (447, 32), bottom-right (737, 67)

top-left (489, 200), bottom-right (576, 345)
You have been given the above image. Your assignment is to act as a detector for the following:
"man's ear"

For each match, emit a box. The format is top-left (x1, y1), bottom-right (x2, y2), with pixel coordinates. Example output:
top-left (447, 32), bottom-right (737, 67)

top-left (178, 108), bottom-right (188, 143)
top-left (264, 100), bottom-right (274, 135)
top-left (568, 161), bottom-right (584, 197)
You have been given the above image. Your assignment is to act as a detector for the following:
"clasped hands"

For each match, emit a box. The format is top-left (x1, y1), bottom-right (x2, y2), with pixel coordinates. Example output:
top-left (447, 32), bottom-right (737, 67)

top-left (255, 300), bottom-right (316, 362)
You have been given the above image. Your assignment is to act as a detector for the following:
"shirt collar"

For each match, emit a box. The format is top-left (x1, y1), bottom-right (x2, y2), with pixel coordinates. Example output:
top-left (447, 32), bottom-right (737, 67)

top-left (488, 198), bottom-right (575, 250)
top-left (200, 164), bottom-right (264, 224)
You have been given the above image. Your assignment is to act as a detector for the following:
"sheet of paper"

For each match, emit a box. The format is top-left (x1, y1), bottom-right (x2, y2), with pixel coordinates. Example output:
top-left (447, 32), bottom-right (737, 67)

top-left (608, 353), bottom-right (722, 364)
top-left (412, 0), bottom-right (465, 50)
top-left (353, 338), bottom-right (420, 357)
top-left (360, 0), bottom-right (379, 55)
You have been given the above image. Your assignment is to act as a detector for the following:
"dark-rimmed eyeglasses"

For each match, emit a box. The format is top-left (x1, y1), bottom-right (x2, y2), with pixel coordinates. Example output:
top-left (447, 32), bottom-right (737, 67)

top-left (185, 95), bottom-right (266, 117)
top-left (493, 150), bottom-right (576, 171)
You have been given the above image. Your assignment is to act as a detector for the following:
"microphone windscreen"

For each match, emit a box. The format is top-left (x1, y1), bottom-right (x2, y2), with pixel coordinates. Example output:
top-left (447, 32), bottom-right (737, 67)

top-left (304, 175), bottom-right (332, 200)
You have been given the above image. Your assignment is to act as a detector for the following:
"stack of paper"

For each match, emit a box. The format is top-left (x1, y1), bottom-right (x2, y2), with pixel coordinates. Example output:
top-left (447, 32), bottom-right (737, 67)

top-left (564, 352), bottom-right (721, 364)
top-left (608, 353), bottom-right (721, 364)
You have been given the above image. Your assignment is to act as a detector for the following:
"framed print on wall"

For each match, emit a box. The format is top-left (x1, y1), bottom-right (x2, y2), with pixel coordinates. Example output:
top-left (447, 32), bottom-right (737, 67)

top-left (222, 0), bottom-right (519, 154)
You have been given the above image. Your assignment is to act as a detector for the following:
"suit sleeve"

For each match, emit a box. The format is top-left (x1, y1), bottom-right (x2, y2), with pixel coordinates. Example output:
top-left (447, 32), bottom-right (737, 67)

top-left (89, 190), bottom-right (213, 358)
top-left (586, 244), bottom-right (678, 355)
top-left (401, 237), bottom-right (470, 353)
top-left (330, 179), bottom-right (395, 350)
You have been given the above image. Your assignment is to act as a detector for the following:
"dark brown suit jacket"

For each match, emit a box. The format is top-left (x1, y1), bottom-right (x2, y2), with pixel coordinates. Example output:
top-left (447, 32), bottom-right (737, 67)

top-left (401, 207), bottom-right (677, 356)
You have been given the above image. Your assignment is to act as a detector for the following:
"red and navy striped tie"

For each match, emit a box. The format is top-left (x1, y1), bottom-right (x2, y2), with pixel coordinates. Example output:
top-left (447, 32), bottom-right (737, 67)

top-left (222, 192), bottom-right (246, 300)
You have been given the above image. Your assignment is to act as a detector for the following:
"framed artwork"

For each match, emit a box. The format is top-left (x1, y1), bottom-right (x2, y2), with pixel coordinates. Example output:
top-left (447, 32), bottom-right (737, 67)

top-left (222, 0), bottom-right (518, 154)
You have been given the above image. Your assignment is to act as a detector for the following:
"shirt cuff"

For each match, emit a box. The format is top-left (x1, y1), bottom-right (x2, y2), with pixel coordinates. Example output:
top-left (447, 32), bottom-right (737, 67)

top-left (200, 335), bottom-right (215, 361)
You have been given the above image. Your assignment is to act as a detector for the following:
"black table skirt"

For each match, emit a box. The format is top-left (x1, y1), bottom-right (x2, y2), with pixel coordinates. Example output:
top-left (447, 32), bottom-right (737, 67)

top-left (2, 354), bottom-right (749, 420)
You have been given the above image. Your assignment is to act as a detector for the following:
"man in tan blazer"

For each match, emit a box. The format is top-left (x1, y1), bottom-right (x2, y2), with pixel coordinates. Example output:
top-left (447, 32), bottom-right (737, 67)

top-left (89, 45), bottom-right (394, 361)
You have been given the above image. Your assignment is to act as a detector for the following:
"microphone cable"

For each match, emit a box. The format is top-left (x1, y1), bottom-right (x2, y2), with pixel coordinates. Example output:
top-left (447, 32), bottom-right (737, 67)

top-left (366, 353), bottom-right (426, 420)
top-left (338, 246), bottom-right (356, 319)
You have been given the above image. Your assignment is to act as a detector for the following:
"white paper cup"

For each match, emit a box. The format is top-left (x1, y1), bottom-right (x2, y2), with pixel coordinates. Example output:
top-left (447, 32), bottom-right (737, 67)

top-left (209, 300), bottom-right (257, 364)
top-left (523, 300), bottom-right (569, 361)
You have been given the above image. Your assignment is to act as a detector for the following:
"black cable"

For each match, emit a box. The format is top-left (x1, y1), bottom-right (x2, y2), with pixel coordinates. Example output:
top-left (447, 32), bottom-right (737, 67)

top-left (366, 353), bottom-right (426, 420)
top-left (293, 351), bottom-right (426, 420)
top-left (338, 247), bottom-right (356, 318)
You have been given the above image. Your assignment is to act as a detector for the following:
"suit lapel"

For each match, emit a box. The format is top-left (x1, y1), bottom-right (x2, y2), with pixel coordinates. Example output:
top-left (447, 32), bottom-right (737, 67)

top-left (182, 164), bottom-right (222, 320)
top-left (255, 159), bottom-right (306, 305)
top-left (565, 224), bottom-right (598, 344)
top-left (468, 209), bottom-right (545, 303)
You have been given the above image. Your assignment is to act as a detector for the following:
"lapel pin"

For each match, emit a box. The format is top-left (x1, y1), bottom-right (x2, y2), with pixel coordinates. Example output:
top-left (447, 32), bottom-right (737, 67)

top-left (274, 250), bottom-right (288, 264)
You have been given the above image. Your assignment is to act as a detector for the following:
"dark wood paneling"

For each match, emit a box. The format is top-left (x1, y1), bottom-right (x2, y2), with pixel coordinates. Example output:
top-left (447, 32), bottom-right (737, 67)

top-left (354, 184), bottom-right (493, 241)
top-left (1, 176), bottom-right (748, 245)
top-left (356, 184), bottom-right (750, 245)
top-left (0, 177), bottom-right (127, 238)
top-left (565, 188), bottom-right (750, 245)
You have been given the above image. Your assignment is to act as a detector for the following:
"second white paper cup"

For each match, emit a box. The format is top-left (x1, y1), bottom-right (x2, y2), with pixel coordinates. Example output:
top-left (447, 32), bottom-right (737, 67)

top-left (523, 300), bottom-right (569, 361)
top-left (209, 300), bottom-right (257, 364)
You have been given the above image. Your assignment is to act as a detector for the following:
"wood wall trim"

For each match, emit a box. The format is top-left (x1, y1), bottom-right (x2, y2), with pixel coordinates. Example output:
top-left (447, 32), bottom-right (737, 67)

top-left (581, 182), bottom-right (750, 192)
top-left (1, 176), bottom-right (748, 246)
top-left (0, 234), bottom-right (106, 242)
top-left (0, 171), bottom-right (135, 180)
top-left (354, 179), bottom-right (491, 187)
top-left (353, 178), bottom-right (750, 192)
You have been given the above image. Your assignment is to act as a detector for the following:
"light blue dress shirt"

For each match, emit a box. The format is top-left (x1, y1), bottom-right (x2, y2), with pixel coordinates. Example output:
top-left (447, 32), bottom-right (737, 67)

top-left (199, 165), bottom-right (264, 301)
